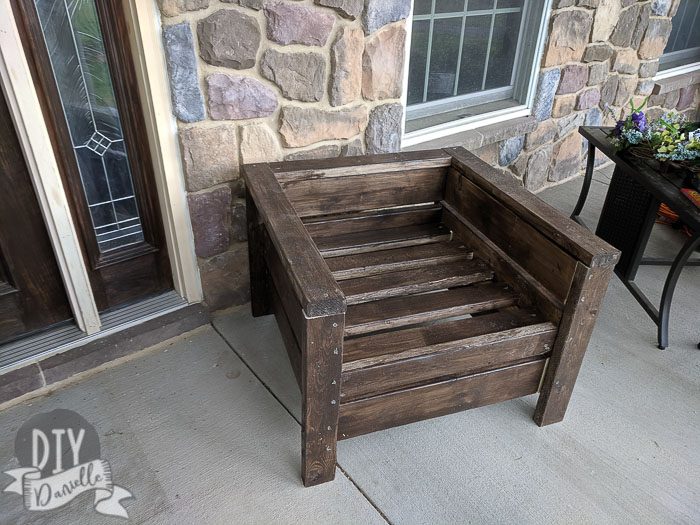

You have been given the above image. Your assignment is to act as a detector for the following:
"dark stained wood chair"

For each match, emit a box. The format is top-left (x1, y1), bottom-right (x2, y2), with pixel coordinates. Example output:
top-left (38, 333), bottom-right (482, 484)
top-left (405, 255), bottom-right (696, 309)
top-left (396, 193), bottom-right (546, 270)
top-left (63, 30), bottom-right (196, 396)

top-left (243, 147), bottom-right (620, 486)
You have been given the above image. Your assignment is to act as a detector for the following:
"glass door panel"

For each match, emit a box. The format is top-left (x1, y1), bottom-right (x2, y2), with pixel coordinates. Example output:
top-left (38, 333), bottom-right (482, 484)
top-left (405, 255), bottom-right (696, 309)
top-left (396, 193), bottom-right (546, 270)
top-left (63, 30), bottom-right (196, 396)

top-left (34, 0), bottom-right (144, 253)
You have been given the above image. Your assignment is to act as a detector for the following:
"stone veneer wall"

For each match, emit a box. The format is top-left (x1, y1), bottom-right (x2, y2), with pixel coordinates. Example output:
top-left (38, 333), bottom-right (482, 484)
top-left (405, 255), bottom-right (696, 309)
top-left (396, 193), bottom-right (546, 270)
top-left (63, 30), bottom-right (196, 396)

top-left (157, 0), bottom-right (699, 310)
top-left (158, 0), bottom-right (411, 309)
top-left (494, 0), bottom-right (700, 191)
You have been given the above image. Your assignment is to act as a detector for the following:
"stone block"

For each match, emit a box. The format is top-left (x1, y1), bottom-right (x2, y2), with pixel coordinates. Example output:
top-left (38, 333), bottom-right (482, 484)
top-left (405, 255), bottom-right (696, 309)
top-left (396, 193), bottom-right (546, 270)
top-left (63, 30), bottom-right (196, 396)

top-left (544, 10), bottom-right (593, 65)
top-left (585, 106), bottom-right (603, 126)
top-left (638, 60), bottom-right (659, 79)
top-left (199, 245), bottom-right (250, 311)
top-left (473, 143), bottom-right (498, 166)
top-left (533, 68), bottom-right (561, 121)
top-left (583, 43), bottom-right (614, 63)
top-left (260, 49), bottom-right (325, 102)
top-left (233, 0), bottom-right (264, 9)
top-left (552, 94), bottom-right (577, 117)
top-left (341, 138), bottom-right (365, 156)
top-left (162, 23), bottom-right (205, 123)
top-left (550, 133), bottom-right (582, 182)
top-left (240, 124), bottom-right (282, 164)
top-left (207, 74), bottom-right (278, 120)
top-left (498, 136), bottom-right (524, 167)
top-left (557, 64), bottom-right (588, 94)
top-left (363, 0), bottom-right (411, 35)
top-left (198, 9), bottom-right (260, 69)
top-left (612, 48), bottom-right (640, 75)
top-left (231, 199), bottom-right (247, 242)
top-left (365, 103), bottom-right (403, 154)
top-left (179, 125), bottom-right (238, 192)
top-left (630, 3), bottom-right (651, 49)
top-left (636, 80), bottom-right (655, 96)
top-left (588, 62), bottom-right (608, 86)
top-left (158, 0), bottom-right (208, 17)
top-left (264, 2), bottom-right (335, 46)
top-left (188, 187), bottom-right (231, 258)
top-left (577, 88), bottom-right (601, 110)
top-left (526, 120), bottom-right (557, 150)
top-left (592, 0), bottom-right (622, 42)
top-left (330, 26), bottom-right (364, 106)
top-left (556, 111), bottom-right (586, 139)
top-left (677, 86), bottom-right (698, 111)
top-left (610, 4), bottom-right (641, 47)
top-left (639, 18), bottom-right (672, 60)
top-left (600, 74), bottom-right (619, 106)
top-left (524, 145), bottom-right (553, 191)
top-left (614, 76), bottom-right (637, 106)
top-left (315, 0), bottom-right (363, 18)
top-left (279, 105), bottom-right (368, 148)
top-left (651, 0), bottom-right (673, 15)
top-left (362, 22), bottom-right (406, 100)
top-left (284, 144), bottom-right (341, 161)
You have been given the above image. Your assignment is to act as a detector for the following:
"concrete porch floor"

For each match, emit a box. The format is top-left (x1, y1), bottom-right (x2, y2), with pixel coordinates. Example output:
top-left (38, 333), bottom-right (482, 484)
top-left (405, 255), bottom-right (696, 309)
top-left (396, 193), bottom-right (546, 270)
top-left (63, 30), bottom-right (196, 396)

top-left (1, 170), bottom-right (698, 524)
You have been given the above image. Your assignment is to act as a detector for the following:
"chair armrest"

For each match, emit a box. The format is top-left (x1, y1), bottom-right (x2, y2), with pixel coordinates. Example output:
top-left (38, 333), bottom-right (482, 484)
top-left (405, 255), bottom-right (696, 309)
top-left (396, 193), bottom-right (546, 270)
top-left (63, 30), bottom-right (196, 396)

top-left (242, 163), bottom-right (345, 317)
top-left (444, 147), bottom-right (620, 269)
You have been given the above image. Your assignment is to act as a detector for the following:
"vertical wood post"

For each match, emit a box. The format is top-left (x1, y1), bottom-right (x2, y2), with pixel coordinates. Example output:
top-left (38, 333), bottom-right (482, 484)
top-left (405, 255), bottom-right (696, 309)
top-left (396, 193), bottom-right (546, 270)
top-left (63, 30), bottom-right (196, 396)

top-left (534, 263), bottom-right (614, 426)
top-left (246, 188), bottom-right (272, 317)
top-left (301, 312), bottom-right (344, 486)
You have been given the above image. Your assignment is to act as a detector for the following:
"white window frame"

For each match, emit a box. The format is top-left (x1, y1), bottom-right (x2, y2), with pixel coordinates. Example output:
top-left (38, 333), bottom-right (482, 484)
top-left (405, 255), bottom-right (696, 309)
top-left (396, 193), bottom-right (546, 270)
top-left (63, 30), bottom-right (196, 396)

top-left (402, 0), bottom-right (553, 148)
top-left (657, 0), bottom-right (700, 77)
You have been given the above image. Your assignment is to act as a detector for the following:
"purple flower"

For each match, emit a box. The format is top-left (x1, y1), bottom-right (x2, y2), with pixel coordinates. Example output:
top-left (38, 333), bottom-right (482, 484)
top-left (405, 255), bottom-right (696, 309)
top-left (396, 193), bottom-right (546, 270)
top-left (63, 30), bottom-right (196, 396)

top-left (631, 111), bottom-right (647, 132)
top-left (613, 119), bottom-right (625, 136)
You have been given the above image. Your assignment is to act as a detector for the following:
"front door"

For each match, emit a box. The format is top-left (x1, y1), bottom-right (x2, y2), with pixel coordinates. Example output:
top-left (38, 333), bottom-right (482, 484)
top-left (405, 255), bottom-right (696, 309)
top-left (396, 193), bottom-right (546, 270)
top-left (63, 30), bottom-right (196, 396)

top-left (13, 0), bottom-right (172, 311)
top-left (0, 88), bottom-right (72, 344)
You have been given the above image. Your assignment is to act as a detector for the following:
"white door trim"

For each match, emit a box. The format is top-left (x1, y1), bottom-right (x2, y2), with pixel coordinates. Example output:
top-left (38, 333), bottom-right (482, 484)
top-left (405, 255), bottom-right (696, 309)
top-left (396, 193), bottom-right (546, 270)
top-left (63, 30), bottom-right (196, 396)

top-left (0, 0), bottom-right (101, 335)
top-left (123, 0), bottom-right (203, 304)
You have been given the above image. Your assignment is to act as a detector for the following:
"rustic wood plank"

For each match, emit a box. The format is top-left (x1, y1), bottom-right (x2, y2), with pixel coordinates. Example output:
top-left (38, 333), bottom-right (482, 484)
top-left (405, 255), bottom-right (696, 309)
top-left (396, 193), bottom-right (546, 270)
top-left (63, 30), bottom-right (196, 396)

top-left (242, 164), bottom-right (345, 317)
top-left (281, 167), bottom-right (447, 218)
top-left (270, 286), bottom-right (302, 389)
top-left (301, 313), bottom-right (344, 487)
top-left (534, 262), bottom-right (615, 426)
top-left (341, 322), bottom-right (555, 402)
top-left (304, 204), bottom-right (442, 239)
top-left (317, 223), bottom-right (451, 258)
top-left (271, 149), bottom-right (453, 183)
top-left (246, 189), bottom-right (272, 317)
top-left (340, 259), bottom-right (493, 305)
top-left (345, 282), bottom-right (518, 336)
top-left (441, 203), bottom-right (564, 323)
top-left (328, 241), bottom-right (472, 280)
top-left (445, 147), bottom-right (620, 268)
top-left (338, 360), bottom-right (546, 439)
top-left (444, 168), bottom-right (577, 303)
top-left (343, 308), bottom-right (544, 363)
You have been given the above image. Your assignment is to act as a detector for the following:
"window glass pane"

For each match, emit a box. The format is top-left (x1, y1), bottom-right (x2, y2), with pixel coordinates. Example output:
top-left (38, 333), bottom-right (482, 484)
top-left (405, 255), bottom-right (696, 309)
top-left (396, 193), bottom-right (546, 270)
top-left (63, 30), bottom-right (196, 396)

top-left (666, 0), bottom-right (700, 53)
top-left (408, 20), bottom-right (430, 104)
top-left (34, 0), bottom-right (145, 253)
top-left (468, 0), bottom-right (494, 10)
top-left (427, 17), bottom-right (463, 101)
top-left (414, 0), bottom-right (432, 15)
top-left (435, 0), bottom-right (465, 14)
top-left (484, 11), bottom-right (522, 89)
top-left (457, 15), bottom-right (490, 94)
top-left (497, 0), bottom-right (522, 7)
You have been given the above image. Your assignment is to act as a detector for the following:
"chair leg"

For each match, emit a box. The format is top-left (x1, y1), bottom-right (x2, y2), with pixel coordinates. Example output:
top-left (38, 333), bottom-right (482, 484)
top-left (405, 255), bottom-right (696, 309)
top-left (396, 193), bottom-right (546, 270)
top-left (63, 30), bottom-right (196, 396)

top-left (301, 313), bottom-right (344, 486)
top-left (535, 264), bottom-right (614, 426)
top-left (246, 190), bottom-right (272, 317)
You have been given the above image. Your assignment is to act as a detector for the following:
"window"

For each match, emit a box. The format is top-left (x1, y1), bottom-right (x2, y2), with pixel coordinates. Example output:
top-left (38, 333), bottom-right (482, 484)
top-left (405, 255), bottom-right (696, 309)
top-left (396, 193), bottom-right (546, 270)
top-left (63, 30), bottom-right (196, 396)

top-left (406, 0), bottom-right (548, 134)
top-left (659, 0), bottom-right (700, 71)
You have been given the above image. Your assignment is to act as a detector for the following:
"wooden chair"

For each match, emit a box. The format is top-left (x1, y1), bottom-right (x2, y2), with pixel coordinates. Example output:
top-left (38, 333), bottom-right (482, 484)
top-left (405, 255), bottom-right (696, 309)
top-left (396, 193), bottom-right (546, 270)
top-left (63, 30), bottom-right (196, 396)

top-left (243, 147), bottom-right (620, 486)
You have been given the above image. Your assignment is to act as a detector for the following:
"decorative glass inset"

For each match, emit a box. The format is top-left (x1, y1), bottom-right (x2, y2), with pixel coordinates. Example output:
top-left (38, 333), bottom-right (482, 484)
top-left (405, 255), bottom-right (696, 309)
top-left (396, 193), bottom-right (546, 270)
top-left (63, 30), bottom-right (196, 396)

top-left (34, 0), bottom-right (145, 253)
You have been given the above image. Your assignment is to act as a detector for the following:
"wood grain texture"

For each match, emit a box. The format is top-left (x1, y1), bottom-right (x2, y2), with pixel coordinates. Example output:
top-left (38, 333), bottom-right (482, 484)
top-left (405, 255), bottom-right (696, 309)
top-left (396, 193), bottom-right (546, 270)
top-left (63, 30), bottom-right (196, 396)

top-left (534, 262), bottom-right (615, 426)
top-left (340, 259), bottom-right (493, 305)
top-left (328, 242), bottom-right (472, 280)
top-left (316, 223), bottom-right (451, 257)
top-left (301, 313), bottom-right (344, 487)
top-left (281, 167), bottom-right (448, 218)
top-left (445, 147), bottom-right (620, 268)
top-left (345, 282), bottom-right (518, 336)
top-left (243, 163), bottom-right (345, 317)
top-left (338, 360), bottom-right (546, 439)
top-left (441, 204), bottom-right (564, 323)
top-left (304, 204), bottom-right (442, 240)
top-left (341, 322), bottom-right (555, 401)
top-left (270, 286), bottom-right (302, 389)
top-left (246, 189), bottom-right (272, 317)
top-left (444, 168), bottom-right (577, 303)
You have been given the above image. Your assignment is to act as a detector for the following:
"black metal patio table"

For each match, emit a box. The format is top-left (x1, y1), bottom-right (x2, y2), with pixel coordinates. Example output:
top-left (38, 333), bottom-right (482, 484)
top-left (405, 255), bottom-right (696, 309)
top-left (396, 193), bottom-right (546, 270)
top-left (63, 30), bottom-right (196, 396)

top-left (573, 126), bottom-right (699, 350)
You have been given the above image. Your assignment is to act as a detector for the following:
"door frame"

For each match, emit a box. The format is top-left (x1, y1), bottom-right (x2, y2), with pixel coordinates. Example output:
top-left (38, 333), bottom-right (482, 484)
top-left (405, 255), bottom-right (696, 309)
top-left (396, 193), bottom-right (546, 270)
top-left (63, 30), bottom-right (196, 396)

top-left (0, 0), bottom-right (202, 337)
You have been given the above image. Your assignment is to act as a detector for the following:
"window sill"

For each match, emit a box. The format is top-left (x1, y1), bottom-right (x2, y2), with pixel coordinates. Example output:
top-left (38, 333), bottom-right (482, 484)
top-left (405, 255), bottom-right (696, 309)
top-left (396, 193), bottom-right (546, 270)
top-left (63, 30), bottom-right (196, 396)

top-left (402, 114), bottom-right (537, 152)
top-left (652, 65), bottom-right (700, 95)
